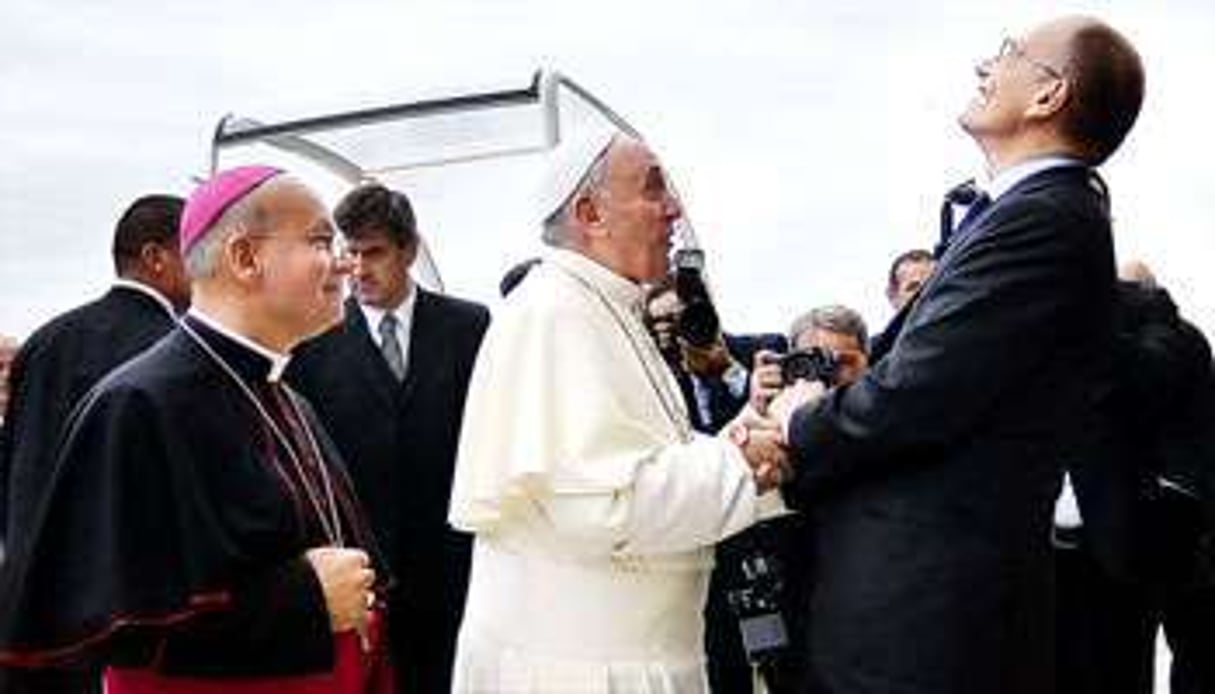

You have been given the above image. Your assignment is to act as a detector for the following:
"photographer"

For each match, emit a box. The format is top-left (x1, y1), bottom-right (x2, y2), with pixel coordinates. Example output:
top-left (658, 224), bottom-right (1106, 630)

top-left (785, 306), bottom-right (870, 388)
top-left (751, 305), bottom-right (870, 416)
top-left (644, 274), bottom-right (783, 433)
top-left (643, 273), bottom-right (791, 693)
top-left (747, 305), bottom-right (870, 692)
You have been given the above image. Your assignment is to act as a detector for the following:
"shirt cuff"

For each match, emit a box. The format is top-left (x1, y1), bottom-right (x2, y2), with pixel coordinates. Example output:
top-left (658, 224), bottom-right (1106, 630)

top-left (721, 360), bottom-right (750, 399)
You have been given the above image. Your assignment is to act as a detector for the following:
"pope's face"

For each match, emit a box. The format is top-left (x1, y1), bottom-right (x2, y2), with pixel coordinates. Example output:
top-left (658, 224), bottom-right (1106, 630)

top-left (594, 139), bottom-right (682, 283)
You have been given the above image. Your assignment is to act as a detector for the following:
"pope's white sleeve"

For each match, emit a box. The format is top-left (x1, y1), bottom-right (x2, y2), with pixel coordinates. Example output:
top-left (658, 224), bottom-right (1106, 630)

top-left (620, 434), bottom-right (780, 554)
top-left (534, 434), bottom-right (781, 555)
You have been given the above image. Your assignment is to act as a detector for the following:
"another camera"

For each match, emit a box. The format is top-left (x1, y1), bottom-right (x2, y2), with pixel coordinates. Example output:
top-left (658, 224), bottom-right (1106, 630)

top-left (672, 249), bottom-right (720, 349)
top-left (726, 544), bottom-right (790, 665)
top-left (777, 346), bottom-right (839, 386)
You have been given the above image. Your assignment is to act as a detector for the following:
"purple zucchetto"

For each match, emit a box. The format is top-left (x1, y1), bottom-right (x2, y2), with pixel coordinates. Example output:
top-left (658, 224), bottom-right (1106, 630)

top-left (180, 165), bottom-right (283, 254)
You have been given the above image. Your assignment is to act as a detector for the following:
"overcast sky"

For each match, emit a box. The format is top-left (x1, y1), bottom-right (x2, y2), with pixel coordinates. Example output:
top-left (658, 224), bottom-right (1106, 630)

top-left (2, 0), bottom-right (1212, 341)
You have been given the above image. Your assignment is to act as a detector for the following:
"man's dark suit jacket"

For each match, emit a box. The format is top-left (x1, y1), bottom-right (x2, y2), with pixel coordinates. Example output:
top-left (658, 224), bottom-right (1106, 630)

top-left (1, 285), bottom-right (175, 550)
top-left (786, 166), bottom-right (1116, 694)
top-left (287, 289), bottom-right (488, 694)
top-left (0, 284), bottom-right (175, 694)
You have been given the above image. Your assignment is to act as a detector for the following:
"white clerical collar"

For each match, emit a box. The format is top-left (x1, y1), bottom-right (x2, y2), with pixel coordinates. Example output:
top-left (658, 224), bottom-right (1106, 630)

top-left (112, 278), bottom-right (177, 319)
top-left (545, 247), bottom-right (645, 310)
top-left (186, 308), bottom-right (292, 382)
top-left (980, 155), bottom-right (1084, 203)
top-left (358, 282), bottom-right (418, 338)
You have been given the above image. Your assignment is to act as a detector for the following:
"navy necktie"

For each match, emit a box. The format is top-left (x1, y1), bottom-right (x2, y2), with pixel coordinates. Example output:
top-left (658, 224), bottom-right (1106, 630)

top-left (935, 182), bottom-right (991, 258)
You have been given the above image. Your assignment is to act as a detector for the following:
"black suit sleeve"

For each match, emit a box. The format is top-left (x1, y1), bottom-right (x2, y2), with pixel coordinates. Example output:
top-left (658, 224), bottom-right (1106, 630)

top-left (1, 379), bottom-right (336, 676)
top-left (1, 334), bottom-right (84, 543)
top-left (152, 557), bottom-right (333, 676)
top-left (1115, 286), bottom-right (1212, 421)
top-left (787, 192), bottom-right (1106, 500)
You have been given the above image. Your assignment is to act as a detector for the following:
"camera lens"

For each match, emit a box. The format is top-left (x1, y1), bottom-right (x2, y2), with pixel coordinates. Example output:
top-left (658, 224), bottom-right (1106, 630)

top-left (778, 347), bottom-right (839, 386)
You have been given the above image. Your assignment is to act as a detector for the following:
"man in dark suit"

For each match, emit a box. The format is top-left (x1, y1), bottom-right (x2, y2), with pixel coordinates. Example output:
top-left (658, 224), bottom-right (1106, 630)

top-left (1055, 261), bottom-right (1215, 694)
top-left (287, 183), bottom-right (489, 694)
top-left (885, 249), bottom-right (935, 314)
top-left (1, 194), bottom-right (189, 555)
top-left (0, 193), bottom-right (188, 693)
top-left (763, 16), bottom-right (1145, 694)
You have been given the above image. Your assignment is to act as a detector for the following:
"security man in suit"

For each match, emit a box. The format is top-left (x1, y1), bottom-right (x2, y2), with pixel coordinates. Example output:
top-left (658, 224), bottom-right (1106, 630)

top-left (288, 183), bottom-right (489, 694)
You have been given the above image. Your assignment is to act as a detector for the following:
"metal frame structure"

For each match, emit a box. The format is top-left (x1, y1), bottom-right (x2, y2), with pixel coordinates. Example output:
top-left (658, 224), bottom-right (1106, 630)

top-left (208, 69), bottom-right (693, 293)
top-left (211, 70), bottom-right (642, 178)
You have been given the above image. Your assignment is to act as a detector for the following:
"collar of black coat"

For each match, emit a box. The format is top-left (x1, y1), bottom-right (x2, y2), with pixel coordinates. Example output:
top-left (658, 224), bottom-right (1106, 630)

top-left (182, 311), bottom-right (292, 382)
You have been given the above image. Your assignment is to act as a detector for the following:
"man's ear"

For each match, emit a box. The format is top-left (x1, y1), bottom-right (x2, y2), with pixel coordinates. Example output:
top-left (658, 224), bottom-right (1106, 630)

top-left (225, 233), bottom-right (262, 283)
top-left (572, 193), bottom-right (602, 228)
top-left (1029, 77), bottom-right (1070, 120)
top-left (401, 238), bottom-right (419, 269)
top-left (139, 243), bottom-right (166, 275)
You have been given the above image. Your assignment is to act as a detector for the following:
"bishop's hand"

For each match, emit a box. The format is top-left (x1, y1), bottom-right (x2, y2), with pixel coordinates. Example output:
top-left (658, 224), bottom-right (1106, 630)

top-left (305, 546), bottom-right (376, 648)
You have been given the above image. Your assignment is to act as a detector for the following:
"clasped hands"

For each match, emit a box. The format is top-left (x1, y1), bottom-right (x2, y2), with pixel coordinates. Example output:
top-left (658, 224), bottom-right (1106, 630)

top-left (727, 350), bottom-right (829, 491)
top-left (725, 406), bottom-right (789, 492)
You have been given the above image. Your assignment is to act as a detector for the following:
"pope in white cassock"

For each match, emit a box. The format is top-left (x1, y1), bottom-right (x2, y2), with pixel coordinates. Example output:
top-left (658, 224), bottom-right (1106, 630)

top-left (447, 130), bottom-right (789, 692)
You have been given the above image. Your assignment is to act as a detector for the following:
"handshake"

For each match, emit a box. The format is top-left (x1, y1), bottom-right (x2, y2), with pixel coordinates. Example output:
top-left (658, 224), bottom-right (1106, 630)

top-left (723, 350), bottom-right (831, 492)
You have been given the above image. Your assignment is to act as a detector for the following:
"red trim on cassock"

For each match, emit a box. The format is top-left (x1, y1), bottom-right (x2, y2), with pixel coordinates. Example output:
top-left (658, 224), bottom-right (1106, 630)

top-left (0, 592), bottom-right (230, 668)
top-left (103, 612), bottom-right (394, 694)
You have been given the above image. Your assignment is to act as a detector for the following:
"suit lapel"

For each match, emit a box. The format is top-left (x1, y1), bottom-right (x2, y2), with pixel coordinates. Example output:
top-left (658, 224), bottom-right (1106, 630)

top-left (342, 297), bottom-right (401, 408)
top-left (398, 289), bottom-right (440, 406)
top-left (907, 166), bottom-right (1094, 332)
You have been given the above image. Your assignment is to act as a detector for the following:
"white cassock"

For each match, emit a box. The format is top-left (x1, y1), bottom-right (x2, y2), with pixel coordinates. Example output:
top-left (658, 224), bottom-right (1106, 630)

top-left (448, 248), bottom-right (782, 693)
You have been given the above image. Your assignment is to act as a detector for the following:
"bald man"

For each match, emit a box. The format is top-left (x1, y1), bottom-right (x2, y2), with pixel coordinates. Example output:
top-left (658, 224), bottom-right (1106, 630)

top-left (0, 167), bottom-right (389, 693)
top-left (769, 16), bottom-right (1145, 693)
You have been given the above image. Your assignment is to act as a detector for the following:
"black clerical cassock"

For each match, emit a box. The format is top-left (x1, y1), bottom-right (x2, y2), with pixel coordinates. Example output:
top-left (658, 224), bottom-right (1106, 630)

top-left (0, 315), bottom-right (392, 692)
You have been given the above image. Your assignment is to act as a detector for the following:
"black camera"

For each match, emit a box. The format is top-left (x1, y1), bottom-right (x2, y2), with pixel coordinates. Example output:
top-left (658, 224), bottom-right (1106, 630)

top-left (777, 346), bottom-right (839, 386)
top-left (672, 249), bottom-right (720, 349)
top-left (726, 545), bottom-right (790, 665)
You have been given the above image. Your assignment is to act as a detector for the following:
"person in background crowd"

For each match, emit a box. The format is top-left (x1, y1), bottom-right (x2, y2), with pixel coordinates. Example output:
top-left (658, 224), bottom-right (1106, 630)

top-left (1, 194), bottom-right (189, 571)
top-left (885, 249), bottom-right (935, 312)
top-left (0, 334), bottom-right (19, 423)
top-left (288, 183), bottom-right (489, 694)
top-left (786, 305), bottom-right (870, 387)
top-left (1055, 258), bottom-right (1215, 694)
top-left (869, 250), bottom-right (935, 359)
top-left (746, 303), bottom-right (873, 692)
